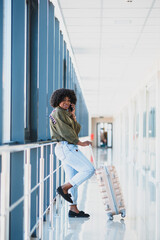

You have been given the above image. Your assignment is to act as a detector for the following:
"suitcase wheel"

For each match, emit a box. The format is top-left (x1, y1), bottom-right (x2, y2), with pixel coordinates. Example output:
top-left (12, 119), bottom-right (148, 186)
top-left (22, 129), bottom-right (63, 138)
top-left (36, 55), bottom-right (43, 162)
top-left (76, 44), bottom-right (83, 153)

top-left (120, 209), bottom-right (126, 218)
top-left (107, 213), bottom-right (113, 221)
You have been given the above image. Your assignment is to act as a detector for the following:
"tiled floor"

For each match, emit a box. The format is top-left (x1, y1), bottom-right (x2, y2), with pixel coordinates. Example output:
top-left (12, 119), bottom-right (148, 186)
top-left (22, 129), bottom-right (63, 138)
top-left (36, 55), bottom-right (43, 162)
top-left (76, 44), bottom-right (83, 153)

top-left (43, 147), bottom-right (158, 240)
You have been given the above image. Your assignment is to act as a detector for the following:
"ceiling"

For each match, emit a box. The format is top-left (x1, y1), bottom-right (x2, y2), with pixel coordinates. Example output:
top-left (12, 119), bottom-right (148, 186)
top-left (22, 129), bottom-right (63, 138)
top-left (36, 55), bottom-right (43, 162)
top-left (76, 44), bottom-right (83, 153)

top-left (58, 0), bottom-right (160, 117)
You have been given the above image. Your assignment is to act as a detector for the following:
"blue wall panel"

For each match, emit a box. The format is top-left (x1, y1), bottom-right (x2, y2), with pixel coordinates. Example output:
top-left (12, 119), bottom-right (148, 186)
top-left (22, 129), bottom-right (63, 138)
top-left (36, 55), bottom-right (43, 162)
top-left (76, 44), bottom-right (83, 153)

top-left (48, 2), bottom-right (55, 139)
top-left (10, 152), bottom-right (24, 240)
top-left (70, 61), bottom-right (72, 89)
top-left (30, 150), bottom-right (37, 191)
top-left (10, 153), bottom-right (24, 204)
top-left (63, 41), bottom-right (67, 88)
top-left (10, 203), bottom-right (23, 240)
top-left (60, 32), bottom-right (63, 88)
top-left (73, 66), bottom-right (75, 90)
top-left (69, 57), bottom-right (72, 89)
top-left (10, 0), bottom-right (25, 238)
top-left (66, 50), bottom-right (70, 88)
top-left (11, 0), bottom-right (25, 143)
top-left (71, 62), bottom-right (73, 89)
top-left (0, 0), bottom-right (3, 145)
top-left (72, 69), bottom-right (75, 90)
top-left (29, 0), bottom-right (39, 142)
top-left (38, 0), bottom-right (48, 140)
top-left (30, 148), bottom-right (38, 236)
top-left (75, 80), bottom-right (80, 123)
top-left (55, 18), bottom-right (60, 90)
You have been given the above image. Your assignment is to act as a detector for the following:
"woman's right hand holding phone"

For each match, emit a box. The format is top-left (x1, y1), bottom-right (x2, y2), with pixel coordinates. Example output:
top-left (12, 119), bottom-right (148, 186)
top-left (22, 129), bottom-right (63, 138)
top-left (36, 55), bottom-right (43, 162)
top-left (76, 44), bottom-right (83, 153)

top-left (69, 104), bottom-right (77, 122)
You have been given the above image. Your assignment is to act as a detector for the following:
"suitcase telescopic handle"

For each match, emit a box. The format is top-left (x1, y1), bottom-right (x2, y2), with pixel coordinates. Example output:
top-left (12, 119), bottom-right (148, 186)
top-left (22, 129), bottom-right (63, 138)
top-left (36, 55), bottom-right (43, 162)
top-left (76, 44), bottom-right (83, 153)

top-left (89, 144), bottom-right (96, 168)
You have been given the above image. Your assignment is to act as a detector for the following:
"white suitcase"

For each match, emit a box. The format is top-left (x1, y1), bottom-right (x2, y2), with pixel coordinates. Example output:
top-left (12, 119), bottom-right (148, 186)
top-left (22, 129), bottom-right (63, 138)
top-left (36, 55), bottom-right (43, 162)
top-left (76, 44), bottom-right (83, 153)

top-left (89, 145), bottom-right (126, 220)
top-left (96, 166), bottom-right (126, 220)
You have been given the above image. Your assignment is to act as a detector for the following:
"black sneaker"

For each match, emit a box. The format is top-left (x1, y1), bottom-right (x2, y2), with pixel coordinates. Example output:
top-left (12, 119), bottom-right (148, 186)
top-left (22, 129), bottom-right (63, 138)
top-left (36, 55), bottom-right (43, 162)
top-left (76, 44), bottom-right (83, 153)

top-left (68, 210), bottom-right (90, 218)
top-left (57, 186), bottom-right (73, 203)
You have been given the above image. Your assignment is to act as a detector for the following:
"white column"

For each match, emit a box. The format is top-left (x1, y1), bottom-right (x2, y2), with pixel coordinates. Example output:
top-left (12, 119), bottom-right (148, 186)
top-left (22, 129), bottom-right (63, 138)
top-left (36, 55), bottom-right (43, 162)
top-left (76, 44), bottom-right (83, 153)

top-left (24, 149), bottom-right (31, 240)
top-left (49, 144), bottom-right (54, 228)
top-left (39, 146), bottom-right (44, 239)
top-left (0, 152), bottom-right (10, 240)
top-left (61, 165), bottom-right (64, 193)
top-left (56, 156), bottom-right (60, 215)
top-left (2, 0), bottom-right (12, 143)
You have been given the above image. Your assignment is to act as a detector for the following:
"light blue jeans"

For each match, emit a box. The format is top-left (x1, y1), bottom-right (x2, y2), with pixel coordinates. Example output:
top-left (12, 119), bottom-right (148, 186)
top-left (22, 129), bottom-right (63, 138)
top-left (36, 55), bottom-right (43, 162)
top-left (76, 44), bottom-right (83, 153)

top-left (55, 141), bottom-right (95, 205)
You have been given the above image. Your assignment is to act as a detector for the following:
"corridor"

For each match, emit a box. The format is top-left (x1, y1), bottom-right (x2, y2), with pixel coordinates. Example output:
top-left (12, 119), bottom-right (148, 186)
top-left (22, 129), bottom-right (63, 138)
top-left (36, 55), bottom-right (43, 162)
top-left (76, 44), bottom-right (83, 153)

top-left (0, 0), bottom-right (160, 239)
top-left (42, 148), bottom-right (157, 240)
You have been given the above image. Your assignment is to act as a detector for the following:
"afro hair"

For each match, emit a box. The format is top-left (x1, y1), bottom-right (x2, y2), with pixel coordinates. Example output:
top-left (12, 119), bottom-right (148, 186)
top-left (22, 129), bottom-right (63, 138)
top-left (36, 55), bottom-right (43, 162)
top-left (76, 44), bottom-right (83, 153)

top-left (50, 88), bottom-right (77, 108)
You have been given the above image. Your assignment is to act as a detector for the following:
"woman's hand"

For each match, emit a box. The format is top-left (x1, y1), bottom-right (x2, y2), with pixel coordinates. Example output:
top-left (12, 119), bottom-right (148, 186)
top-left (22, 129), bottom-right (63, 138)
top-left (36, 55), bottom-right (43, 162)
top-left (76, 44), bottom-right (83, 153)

top-left (77, 141), bottom-right (92, 147)
top-left (70, 104), bottom-right (75, 114)
top-left (70, 104), bottom-right (76, 121)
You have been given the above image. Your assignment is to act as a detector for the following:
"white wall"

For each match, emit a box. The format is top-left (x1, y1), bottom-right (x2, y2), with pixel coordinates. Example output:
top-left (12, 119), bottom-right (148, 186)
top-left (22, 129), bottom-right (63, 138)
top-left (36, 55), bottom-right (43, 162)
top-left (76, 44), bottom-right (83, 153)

top-left (113, 61), bottom-right (160, 239)
top-left (113, 61), bottom-right (160, 181)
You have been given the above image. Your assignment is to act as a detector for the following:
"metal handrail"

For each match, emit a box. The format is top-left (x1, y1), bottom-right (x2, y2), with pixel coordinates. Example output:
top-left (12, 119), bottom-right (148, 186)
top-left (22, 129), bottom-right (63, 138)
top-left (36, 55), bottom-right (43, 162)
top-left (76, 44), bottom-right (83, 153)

top-left (0, 140), bottom-right (63, 240)
top-left (0, 140), bottom-right (57, 153)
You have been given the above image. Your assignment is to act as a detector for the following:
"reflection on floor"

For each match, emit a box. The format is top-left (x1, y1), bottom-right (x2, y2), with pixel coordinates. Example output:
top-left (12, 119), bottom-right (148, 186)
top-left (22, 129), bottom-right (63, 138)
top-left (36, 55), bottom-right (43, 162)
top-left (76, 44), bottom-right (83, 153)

top-left (42, 147), bottom-right (158, 240)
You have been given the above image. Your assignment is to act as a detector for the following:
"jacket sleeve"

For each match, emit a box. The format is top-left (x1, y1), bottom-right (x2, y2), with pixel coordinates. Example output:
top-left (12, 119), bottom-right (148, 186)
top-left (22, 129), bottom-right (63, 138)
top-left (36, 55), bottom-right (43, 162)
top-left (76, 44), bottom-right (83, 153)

top-left (74, 121), bottom-right (81, 135)
top-left (54, 114), bottom-right (79, 145)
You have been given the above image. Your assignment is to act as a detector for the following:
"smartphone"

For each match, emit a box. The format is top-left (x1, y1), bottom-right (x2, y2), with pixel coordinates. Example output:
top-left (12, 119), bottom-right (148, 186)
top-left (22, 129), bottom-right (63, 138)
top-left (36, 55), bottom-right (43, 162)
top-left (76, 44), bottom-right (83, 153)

top-left (69, 104), bottom-right (73, 112)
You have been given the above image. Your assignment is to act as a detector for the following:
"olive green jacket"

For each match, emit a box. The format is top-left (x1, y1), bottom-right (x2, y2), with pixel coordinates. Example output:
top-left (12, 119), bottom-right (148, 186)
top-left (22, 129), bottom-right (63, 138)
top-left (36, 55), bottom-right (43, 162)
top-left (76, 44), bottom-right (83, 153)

top-left (49, 106), bottom-right (81, 145)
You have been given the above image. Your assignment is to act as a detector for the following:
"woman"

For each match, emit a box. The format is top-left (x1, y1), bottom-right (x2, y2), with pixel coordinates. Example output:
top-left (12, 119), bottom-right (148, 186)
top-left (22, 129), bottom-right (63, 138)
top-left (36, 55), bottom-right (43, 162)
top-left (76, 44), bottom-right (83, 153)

top-left (49, 88), bottom-right (95, 218)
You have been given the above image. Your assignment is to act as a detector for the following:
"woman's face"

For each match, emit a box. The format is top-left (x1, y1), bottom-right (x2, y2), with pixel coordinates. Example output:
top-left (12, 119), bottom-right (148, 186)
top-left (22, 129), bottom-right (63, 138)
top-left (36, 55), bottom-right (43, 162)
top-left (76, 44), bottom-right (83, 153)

top-left (59, 97), bottom-right (71, 110)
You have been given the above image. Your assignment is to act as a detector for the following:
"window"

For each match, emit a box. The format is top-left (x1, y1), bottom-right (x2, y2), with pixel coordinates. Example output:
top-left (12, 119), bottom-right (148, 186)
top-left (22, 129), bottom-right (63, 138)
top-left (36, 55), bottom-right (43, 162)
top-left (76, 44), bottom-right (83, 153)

top-left (25, 0), bottom-right (38, 142)
top-left (63, 59), bottom-right (67, 88)
top-left (149, 107), bottom-right (156, 137)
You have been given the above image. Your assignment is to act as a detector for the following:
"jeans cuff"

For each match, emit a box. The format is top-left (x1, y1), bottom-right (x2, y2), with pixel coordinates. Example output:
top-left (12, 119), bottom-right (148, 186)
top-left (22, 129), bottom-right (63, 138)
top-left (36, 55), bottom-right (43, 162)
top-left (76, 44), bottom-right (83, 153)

top-left (69, 179), bottom-right (76, 187)
top-left (69, 202), bottom-right (77, 206)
